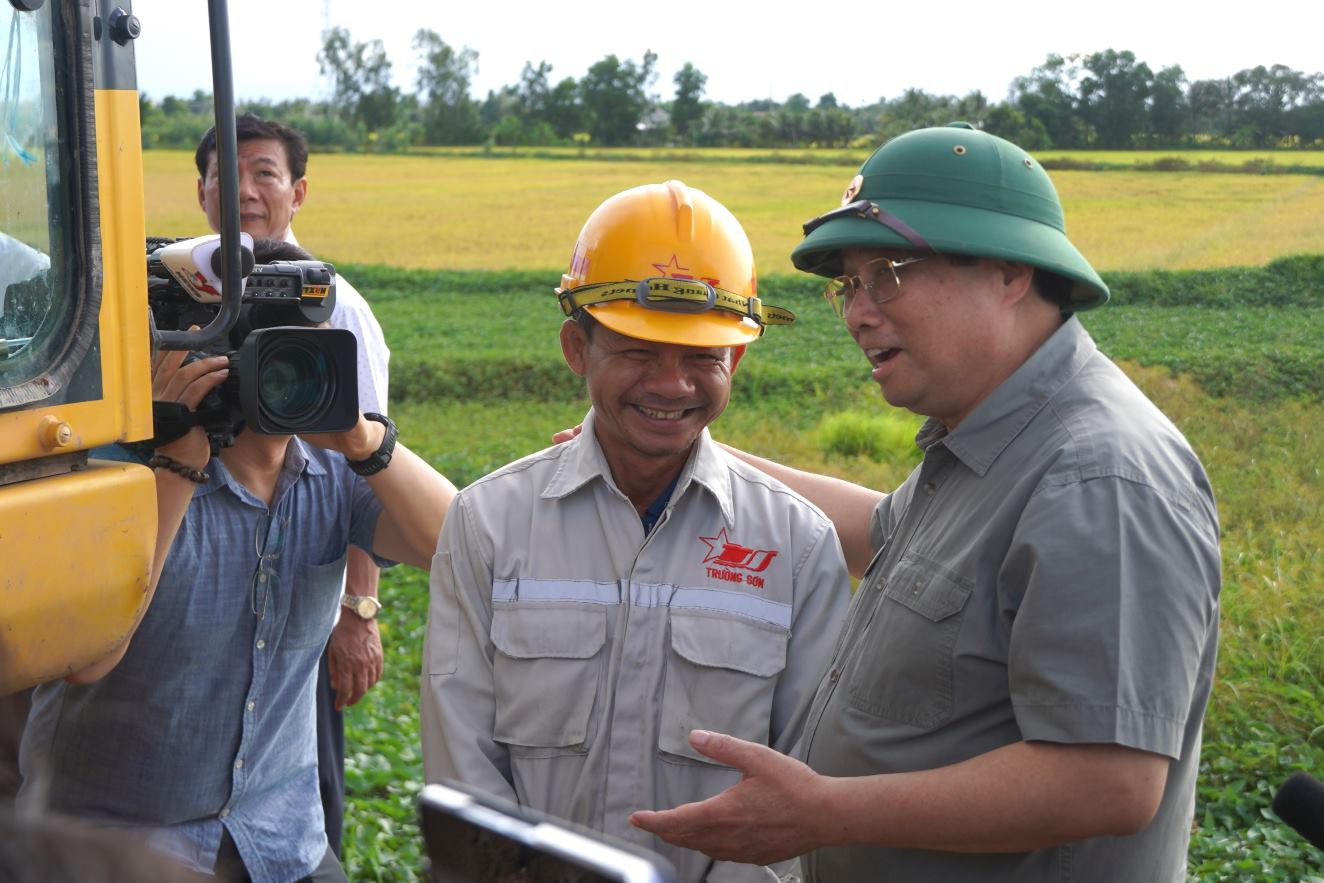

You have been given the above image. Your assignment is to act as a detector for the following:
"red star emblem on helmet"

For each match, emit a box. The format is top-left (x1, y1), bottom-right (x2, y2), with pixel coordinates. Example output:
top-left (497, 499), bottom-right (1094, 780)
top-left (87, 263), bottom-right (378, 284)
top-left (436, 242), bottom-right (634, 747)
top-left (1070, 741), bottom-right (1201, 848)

top-left (652, 253), bottom-right (718, 288)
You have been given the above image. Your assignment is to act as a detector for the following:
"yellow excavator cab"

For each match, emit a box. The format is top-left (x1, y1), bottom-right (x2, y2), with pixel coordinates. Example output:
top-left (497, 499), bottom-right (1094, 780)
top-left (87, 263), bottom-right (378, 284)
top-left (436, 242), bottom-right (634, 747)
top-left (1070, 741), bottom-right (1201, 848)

top-left (0, 0), bottom-right (155, 692)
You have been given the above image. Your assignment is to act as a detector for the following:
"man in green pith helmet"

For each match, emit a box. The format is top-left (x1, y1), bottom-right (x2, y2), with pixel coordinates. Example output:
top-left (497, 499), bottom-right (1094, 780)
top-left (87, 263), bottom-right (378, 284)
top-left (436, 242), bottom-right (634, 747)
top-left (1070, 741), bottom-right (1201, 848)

top-left (631, 124), bottom-right (1222, 882)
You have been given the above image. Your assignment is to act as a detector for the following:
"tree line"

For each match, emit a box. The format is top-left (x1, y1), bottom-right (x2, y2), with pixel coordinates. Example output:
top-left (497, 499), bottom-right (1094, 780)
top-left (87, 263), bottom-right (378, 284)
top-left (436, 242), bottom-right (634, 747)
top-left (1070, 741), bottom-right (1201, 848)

top-left (139, 29), bottom-right (1324, 153)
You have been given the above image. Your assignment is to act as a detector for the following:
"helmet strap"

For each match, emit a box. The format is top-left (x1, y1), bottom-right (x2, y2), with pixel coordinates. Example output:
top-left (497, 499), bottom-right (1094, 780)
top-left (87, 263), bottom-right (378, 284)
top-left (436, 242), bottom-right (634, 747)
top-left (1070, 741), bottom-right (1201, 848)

top-left (803, 199), bottom-right (936, 253)
top-left (556, 278), bottom-right (795, 329)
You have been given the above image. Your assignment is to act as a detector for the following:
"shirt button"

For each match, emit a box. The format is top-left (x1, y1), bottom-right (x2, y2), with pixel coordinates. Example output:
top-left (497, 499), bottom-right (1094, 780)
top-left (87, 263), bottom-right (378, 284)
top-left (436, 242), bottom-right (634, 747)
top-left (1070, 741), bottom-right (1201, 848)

top-left (257, 573), bottom-right (267, 584)
top-left (924, 481), bottom-right (936, 494)
top-left (247, 701), bottom-right (255, 712)
top-left (219, 808), bottom-right (230, 818)
top-left (829, 668), bottom-right (841, 683)
top-left (235, 759), bottom-right (244, 769)
top-left (256, 639), bottom-right (265, 650)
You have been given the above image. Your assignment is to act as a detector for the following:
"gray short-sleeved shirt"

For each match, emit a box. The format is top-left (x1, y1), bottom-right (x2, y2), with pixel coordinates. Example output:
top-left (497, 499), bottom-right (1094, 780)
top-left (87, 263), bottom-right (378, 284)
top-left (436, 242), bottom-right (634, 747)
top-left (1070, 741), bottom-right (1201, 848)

top-left (801, 318), bottom-right (1221, 883)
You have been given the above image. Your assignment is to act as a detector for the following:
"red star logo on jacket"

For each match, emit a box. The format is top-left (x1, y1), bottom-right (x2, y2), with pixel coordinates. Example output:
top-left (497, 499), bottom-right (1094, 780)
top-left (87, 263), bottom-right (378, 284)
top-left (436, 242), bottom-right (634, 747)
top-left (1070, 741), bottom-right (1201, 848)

top-left (699, 528), bottom-right (778, 573)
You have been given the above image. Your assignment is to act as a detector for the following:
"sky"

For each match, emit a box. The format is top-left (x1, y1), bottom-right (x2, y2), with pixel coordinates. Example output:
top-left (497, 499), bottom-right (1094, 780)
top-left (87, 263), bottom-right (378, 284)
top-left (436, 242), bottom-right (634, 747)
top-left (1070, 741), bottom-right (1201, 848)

top-left (129, 0), bottom-right (1320, 108)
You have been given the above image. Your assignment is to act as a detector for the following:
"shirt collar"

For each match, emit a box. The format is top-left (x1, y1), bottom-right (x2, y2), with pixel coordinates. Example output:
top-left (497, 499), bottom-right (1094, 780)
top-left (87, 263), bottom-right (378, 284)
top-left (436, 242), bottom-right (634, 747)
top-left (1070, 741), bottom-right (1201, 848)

top-left (195, 435), bottom-right (326, 504)
top-left (541, 410), bottom-right (735, 527)
top-left (939, 316), bottom-right (1097, 476)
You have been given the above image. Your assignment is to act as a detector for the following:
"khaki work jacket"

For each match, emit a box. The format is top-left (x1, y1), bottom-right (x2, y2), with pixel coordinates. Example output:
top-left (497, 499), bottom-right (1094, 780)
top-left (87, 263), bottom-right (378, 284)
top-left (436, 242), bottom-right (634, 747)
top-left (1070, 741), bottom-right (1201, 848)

top-left (422, 413), bottom-right (850, 883)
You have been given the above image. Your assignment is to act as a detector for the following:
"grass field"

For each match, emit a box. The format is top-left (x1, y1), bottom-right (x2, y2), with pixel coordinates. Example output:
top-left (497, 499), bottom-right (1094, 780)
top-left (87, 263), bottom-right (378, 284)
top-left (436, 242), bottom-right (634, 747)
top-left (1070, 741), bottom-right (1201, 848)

top-left (142, 150), bottom-right (1324, 274)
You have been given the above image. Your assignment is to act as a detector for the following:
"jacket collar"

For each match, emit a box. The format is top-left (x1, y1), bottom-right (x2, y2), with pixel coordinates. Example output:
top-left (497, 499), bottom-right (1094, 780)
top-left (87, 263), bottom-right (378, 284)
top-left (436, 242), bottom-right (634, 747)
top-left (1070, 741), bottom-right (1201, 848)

top-left (541, 409), bottom-right (735, 527)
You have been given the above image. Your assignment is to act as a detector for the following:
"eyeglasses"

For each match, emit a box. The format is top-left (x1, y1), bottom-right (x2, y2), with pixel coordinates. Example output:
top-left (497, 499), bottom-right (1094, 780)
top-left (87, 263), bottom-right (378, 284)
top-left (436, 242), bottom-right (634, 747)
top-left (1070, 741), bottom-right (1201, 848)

top-left (822, 255), bottom-right (935, 319)
top-left (252, 512), bottom-right (289, 620)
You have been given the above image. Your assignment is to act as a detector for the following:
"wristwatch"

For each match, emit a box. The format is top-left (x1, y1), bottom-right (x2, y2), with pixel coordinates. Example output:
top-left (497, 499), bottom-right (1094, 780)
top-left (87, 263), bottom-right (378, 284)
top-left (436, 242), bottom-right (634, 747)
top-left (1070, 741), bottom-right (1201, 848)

top-left (347, 413), bottom-right (397, 476)
top-left (341, 594), bottom-right (383, 620)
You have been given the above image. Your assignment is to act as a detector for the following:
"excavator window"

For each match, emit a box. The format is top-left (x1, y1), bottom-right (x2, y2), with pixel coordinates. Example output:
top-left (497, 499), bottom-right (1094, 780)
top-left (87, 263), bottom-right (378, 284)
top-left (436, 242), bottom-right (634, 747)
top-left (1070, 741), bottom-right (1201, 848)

top-left (0, 1), bottom-right (93, 410)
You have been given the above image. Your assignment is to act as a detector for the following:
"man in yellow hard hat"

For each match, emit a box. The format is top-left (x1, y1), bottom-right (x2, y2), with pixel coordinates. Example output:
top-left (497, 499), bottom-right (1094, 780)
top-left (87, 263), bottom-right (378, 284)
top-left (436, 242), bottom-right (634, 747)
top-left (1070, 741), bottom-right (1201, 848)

top-left (420, 180), bottom-right (850, 883)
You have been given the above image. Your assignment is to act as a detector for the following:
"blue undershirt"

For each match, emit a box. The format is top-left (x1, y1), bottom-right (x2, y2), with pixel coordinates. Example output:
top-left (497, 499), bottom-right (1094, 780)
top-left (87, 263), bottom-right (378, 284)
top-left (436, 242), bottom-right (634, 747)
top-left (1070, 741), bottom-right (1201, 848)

top-left (640, 472), bottom-right (681, 535)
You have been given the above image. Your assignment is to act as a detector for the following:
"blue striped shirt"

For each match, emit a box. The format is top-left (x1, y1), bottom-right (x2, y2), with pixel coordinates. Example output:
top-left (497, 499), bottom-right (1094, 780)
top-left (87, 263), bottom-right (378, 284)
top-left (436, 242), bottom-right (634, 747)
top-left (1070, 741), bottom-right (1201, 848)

top-left (22, 438), bottom-right (387, 882)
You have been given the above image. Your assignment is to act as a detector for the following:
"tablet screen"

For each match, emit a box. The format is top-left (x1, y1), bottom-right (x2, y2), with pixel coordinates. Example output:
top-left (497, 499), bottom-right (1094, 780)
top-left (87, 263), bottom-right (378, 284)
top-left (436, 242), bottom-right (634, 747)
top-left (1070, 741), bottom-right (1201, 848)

top-left (419, 782), bottom-right (677, 883)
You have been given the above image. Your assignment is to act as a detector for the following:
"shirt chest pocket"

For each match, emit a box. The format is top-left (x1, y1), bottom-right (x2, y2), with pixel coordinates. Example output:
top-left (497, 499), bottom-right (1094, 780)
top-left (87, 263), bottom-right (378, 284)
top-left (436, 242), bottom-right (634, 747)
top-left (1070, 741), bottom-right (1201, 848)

top-left (659, 613), bottom-right (788, 766)
top-left (846, 556), bottom-right (972, 730)
top-left (282, 554), bottom-right (348, 650)
top-left (490, 604), bottom-right (607, 753)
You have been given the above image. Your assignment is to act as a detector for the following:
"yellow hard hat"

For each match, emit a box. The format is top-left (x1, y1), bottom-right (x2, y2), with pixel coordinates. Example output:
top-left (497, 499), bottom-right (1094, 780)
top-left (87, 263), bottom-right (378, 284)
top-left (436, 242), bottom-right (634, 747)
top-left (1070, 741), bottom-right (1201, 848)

top-left (556, 180), bottom-right (794, 347)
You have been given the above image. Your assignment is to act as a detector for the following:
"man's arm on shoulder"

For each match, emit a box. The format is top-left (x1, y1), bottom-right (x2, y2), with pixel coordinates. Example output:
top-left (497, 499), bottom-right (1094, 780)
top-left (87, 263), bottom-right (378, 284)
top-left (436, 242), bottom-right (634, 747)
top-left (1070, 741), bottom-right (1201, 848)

top-left (632, 734), bottom-right (1168, 864)
top-left (420, 493), bottom-right (515, 799)
top-left (717, 443), bottom-right (882, 578)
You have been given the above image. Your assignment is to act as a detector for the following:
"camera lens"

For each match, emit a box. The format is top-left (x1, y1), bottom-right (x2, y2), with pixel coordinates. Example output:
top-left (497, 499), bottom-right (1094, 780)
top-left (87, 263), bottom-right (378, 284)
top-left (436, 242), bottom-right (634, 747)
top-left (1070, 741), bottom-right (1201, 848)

top-left (256, 338), bottom-right (335, 428)
top-left (237, 327), bottom-right (357, 435)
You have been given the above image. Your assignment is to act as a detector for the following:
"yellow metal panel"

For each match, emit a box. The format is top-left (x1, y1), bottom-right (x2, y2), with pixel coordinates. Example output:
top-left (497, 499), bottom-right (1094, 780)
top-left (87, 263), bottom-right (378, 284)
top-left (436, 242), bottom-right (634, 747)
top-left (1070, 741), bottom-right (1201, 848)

top-left (0, 461), bottom-right (156, 693)
top-left (94, 88), bottom-right (154, 447)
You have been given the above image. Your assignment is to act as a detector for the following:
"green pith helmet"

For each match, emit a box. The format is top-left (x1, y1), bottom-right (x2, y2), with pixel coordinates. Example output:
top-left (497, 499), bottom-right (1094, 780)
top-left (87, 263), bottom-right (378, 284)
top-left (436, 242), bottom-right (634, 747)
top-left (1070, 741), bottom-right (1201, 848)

top-left (792, 122), bottom-right (1109, 311)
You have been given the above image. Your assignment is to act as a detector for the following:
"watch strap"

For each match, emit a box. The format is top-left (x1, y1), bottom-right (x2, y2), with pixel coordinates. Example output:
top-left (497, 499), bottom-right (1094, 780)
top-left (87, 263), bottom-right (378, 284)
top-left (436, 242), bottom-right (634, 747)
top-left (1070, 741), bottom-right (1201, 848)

top-left (347, 412), bottom-right (397, 476)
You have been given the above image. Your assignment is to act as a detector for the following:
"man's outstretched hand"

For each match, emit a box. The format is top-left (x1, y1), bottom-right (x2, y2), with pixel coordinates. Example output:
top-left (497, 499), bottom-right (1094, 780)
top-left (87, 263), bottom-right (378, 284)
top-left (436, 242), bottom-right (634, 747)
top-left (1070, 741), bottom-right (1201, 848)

top-left (629, 730), bottom-right (831, 865)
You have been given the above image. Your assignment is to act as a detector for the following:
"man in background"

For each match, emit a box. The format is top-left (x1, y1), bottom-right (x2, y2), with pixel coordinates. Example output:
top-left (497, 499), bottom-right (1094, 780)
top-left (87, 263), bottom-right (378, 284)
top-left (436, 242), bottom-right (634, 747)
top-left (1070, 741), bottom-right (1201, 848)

top-left (195, 114), bottom-right (390, 857)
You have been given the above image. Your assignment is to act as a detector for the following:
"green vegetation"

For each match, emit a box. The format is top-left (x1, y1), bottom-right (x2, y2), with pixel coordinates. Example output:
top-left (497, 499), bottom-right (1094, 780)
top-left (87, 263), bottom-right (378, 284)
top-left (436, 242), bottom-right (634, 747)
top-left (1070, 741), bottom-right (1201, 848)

top-left (347, 261), bottom-right (1324, 409)
top-left (816, 410), bottom-right (925, 465)
top-left (144, 42), bottom-right (1324, 153)
top-left (338, 259), bottom-right (1324, 881)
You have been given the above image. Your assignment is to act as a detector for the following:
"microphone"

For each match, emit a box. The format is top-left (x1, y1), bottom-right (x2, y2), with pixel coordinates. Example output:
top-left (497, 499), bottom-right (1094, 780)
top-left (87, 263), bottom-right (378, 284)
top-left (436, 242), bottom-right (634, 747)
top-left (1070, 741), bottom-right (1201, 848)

top-left (151, 233), bottom-right (255, 303)
top-left (1272, 771), bottom-right (1324, 851)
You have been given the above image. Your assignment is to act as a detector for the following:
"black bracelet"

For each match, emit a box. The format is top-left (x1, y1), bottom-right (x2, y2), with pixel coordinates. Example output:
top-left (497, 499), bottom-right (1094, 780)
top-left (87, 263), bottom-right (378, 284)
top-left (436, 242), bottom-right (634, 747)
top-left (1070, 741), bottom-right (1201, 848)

top-left (148, 453), bottom-right (210, 484)
top-left (346, 412), bottom-right (398, 476)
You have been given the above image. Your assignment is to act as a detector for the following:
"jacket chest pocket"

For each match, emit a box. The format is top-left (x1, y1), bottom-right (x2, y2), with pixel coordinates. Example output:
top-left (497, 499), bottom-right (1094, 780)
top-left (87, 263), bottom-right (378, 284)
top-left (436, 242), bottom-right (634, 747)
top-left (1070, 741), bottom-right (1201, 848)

top-left (491, 604), bottom-right (607, 753)
top-left (659, 613), bottom-right (788, 766)
top-left (846, 556), bottom-right (971, 730)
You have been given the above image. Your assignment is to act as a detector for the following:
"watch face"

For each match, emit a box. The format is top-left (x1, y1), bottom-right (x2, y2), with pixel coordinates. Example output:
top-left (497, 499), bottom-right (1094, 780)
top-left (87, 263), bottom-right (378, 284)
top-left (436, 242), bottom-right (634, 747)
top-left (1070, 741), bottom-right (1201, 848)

top-left (356, 598), bottom-right (378, 619)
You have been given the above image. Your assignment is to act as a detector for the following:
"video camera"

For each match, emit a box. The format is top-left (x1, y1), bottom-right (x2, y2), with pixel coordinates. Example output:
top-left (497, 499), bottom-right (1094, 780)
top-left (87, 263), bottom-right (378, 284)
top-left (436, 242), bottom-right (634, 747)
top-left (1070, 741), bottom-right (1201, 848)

top-left (146, 234), bottom-right (358, 450)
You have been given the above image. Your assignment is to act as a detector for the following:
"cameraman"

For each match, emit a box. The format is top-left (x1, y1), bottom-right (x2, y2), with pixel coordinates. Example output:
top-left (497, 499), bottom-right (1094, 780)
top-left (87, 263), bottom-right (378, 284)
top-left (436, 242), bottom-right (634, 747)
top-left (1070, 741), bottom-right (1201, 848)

top-left (195, 114), bottom-right (391, 858)
top-left (17, 240), bottom-right (457, 882)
